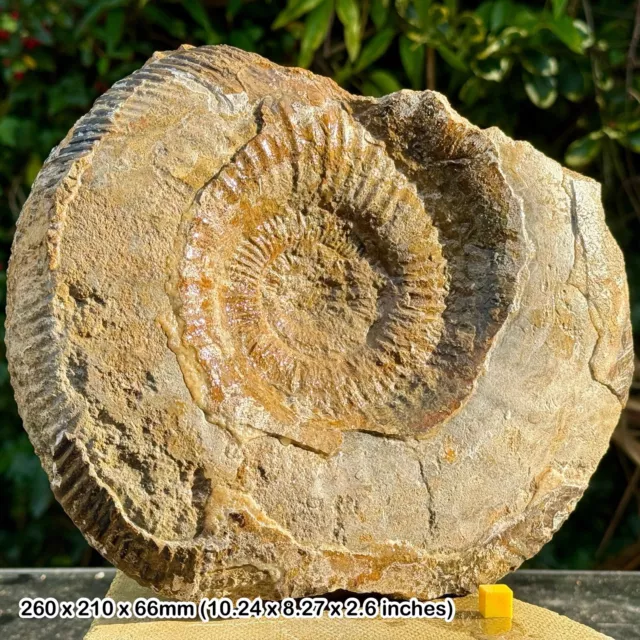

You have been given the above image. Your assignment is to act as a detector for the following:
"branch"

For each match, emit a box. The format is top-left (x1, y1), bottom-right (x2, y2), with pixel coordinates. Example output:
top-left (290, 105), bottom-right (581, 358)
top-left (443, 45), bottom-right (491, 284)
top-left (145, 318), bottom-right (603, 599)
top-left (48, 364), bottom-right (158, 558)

top-left (426, 47), bottom-right (435, 91)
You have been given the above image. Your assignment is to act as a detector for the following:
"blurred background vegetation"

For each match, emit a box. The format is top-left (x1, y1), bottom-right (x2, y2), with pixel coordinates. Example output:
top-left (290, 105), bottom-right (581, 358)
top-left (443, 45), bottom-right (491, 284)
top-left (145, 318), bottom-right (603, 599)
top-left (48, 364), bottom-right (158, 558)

top-left (0, 0), bottom-right (639, 570)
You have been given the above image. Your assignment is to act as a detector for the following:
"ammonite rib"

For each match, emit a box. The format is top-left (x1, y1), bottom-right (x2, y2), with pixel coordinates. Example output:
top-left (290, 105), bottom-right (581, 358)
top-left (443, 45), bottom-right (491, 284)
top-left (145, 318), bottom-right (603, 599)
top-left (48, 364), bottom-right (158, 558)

top-left (6, 45), bottom-right (633, 602)
top-left (173, 101), bottom-right (451, 451)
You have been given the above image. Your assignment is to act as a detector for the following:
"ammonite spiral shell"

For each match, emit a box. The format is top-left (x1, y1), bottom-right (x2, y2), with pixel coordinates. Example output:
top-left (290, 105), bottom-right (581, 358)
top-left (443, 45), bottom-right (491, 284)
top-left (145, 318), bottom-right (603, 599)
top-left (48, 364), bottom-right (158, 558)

top-left (6, 46), bottom-right (633, 600)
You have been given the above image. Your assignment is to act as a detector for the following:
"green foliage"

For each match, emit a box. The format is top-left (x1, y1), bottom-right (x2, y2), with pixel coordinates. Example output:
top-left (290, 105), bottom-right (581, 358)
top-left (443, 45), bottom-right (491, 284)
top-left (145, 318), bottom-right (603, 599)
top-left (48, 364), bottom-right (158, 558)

top-left (565, 130), bottom-right (603, 168)
top-left (336, 0), bottom-right (361, 61)
top-left (0, 0), bottom-right (638, 569)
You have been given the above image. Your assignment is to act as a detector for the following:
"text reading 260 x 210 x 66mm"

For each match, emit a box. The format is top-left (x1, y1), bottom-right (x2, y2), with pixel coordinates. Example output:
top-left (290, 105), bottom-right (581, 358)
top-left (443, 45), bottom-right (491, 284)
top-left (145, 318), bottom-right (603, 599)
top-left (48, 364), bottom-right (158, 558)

top-left (19, 596), bottom-right (456, 621)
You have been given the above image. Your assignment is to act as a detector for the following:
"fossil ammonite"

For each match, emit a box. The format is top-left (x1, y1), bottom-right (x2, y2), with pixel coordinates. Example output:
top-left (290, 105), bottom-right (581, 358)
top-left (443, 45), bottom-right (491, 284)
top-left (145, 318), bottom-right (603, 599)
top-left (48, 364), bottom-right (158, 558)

top-left (6, 45), bottom-right (634, 600)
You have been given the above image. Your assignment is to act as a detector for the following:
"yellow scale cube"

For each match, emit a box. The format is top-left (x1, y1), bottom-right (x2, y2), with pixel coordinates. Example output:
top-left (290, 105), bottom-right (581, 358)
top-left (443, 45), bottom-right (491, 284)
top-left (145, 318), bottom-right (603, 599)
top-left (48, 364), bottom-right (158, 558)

top-left (479, 584), bottom-right (513, 619)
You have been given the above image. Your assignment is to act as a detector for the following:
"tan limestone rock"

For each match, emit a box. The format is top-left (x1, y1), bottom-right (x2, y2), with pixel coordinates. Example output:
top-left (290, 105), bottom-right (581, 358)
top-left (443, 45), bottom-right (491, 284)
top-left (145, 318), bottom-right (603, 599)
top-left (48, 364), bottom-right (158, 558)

top-left (5, 45), bottom-right (634, 601)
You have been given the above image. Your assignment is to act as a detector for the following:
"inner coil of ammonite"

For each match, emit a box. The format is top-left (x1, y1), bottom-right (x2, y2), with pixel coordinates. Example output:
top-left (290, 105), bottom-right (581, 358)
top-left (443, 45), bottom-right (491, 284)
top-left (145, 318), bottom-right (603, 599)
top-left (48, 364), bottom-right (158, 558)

top-left (171, 101), bottom-right (511, 451)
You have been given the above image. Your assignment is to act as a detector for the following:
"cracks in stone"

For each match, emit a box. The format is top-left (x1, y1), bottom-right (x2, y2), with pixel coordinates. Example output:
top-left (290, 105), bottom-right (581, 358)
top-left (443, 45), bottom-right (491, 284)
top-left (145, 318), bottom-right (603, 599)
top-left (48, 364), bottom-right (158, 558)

top-left (268, 433), bottom-right (333, 458)
top-left (352, 428), bottom-right (408, 442)
top-left (417, 458), bottom-right (437, 536)
top-left (220, 420), bottom-right (336, 458)
top-left (191, 465), bottom-right (212, 538)
top-left (564, 176), bottom-right (626, 405)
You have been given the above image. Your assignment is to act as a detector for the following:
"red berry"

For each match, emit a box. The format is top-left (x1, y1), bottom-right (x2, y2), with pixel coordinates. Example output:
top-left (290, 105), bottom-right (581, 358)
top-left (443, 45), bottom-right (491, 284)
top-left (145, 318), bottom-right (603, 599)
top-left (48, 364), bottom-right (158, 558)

top-left (0, 30), bottom-right (10, 41)
top-left (13, 70), bottom-right (25, 81)
top-left (22, 36), bottom-right (40, 50)
top-left (10, 11), bottom-right (19, 19)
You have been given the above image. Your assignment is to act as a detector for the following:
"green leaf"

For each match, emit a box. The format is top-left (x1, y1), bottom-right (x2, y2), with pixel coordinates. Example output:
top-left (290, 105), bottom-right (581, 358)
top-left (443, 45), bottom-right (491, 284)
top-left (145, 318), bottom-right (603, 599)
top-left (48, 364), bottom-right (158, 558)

top-left (608, 48), bottom-right (626, 67)
top-left (399, 35), bottom-right (424, 89)
top-left (48, 74), bottom-right (92, 116)
top-left (437, 44), bottom-right (467, 72)
top-left (558, 59), bottom-right (586, 102)
top-left (105, 9), bottom-right (125, 54)
top-left (546, 16), bottom-right (585, 54)
top-left (395, 0), bottom-right (410, 19)
top-left (444, 0), bottom-right (458, 14)
top-left (415, 0), bottom-right (433, 28)
top-left (353, 27), bottom-right (396, 74)
top-left (273, 0), bottom-right (325, 29)
top-left (490, 0), bottom-right (509, 32)
top-left (143, 5), bottom-right (187, 39)
top-left (31, 22), bottom-right (54, 46)
top-left (523, 73), bottom-right (558, 109)
top-left (459, 76), bottom-right (485, 106)
top-left (602, 126), bottom-right (624, 141)
top-left (0, 13), bottom-right (18, 33)
top-left (477, 27), bottom-right (526, 57)
top-left (595, 70), bottom-right (614, 92)
top-left (472, 56), bottom-right (510, 81)
top-left (97, 56), bottom-right (110, 77)
top-left (426, 4), bottom-right (449, 32)
top-left (565, 132), bottom-right (602, 167)
top-left (551, 0), bottom-right (568, 19)
top-left (184, 0), bottom-right (221, 41)
top-left (336, 0), bottom-right (361, 62)
top-left (511, 5), bottom-right (537, 31)
top-left (361, 80), bottom-right (381, 97)
top-left (226, 0), bottom-right (243, 20)
top-left (521, 51), bottom-right (558, 77)
top-left (0, 117), bottom-right (22, 147)
top-left (298, 0), bottom-right (333, 68)
top-left (371, 0), bottom-right (390, 28)
top-left (183, 0), bottom-right (213, 31)
top-left (229, 29), bottom-right (259, 52)
top-left (625, 129), bottom-right (640, 153)
top-left (455, 12), bottom-right (487, 46)
top-left (368, 69), bottom-right (403, 94)
top-left (611, 112), bottom-right (640, 134)
top-left (75, 0), bottom-right (126, 37)
top-left (475, 1), bottom-right (494, 28)
top-left (573, 20), bottom-right (594, 48)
